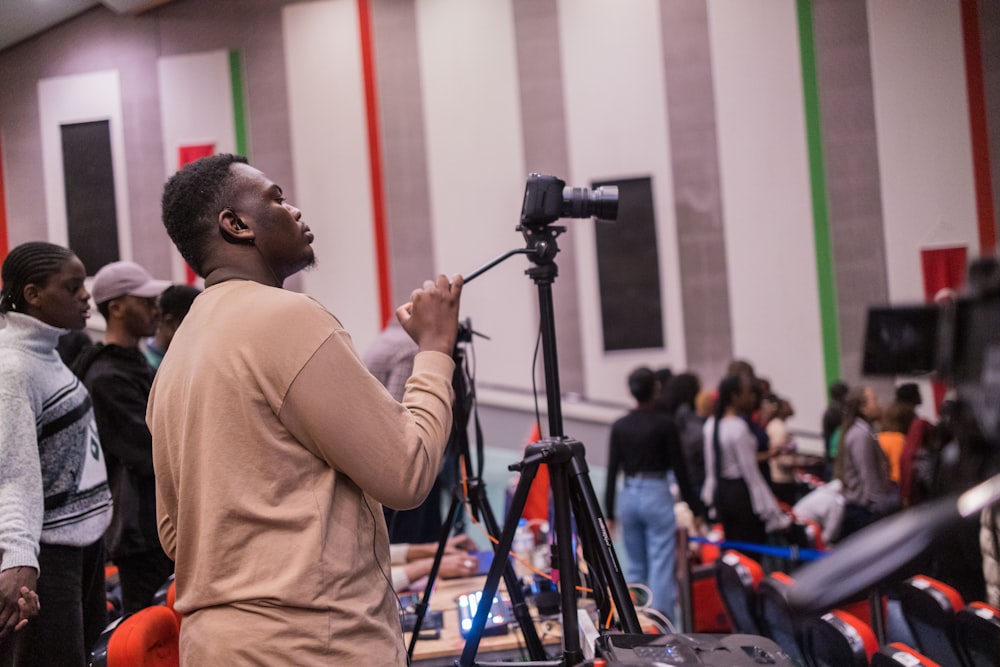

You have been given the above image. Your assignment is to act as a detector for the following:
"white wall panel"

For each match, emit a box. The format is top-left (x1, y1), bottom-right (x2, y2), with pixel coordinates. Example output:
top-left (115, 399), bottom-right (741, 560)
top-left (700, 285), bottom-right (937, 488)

top-left (558, 0), bottom-right (684, 405)
top-left (283, 0), bottom-right (381, 350)
top-left (158, 49), bottom-right (236, 282)
top-left (38, 70), bottom-right (132, 264)
top-left (158, 51), bottom-right (236, 175)
top-left (868, 0), bottom-right (978, 303)
top-left (416, 0), bottom-right (537, 391)
top-left (707, 0), bottom-right (825, 429)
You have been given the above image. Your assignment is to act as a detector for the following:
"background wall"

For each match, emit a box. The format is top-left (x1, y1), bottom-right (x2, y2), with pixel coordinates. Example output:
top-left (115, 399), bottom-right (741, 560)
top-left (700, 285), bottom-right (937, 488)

top-left (0, 0), bottom-right (997, 468)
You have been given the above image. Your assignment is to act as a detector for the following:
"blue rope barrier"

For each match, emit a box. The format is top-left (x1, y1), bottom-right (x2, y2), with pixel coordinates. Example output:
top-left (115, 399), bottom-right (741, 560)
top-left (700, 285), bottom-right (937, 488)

top-left (689, 535), bottom-right (828, 562)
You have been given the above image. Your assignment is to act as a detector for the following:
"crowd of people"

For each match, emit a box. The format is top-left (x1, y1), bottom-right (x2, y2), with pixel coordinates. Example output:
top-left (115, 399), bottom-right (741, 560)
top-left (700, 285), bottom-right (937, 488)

top-left (0, 154), bottom-right (467, 665)
top-left (605, 359), bottom-right (998, 623)
top-left (1, 153), bottom-right (998, 663)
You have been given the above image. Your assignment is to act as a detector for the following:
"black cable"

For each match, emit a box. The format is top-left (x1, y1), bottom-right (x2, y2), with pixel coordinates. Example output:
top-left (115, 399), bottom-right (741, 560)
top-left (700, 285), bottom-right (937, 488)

top-left (531, 324), bottom-right (543, 439)
top-left (362, 495), bottom-right (410, 665)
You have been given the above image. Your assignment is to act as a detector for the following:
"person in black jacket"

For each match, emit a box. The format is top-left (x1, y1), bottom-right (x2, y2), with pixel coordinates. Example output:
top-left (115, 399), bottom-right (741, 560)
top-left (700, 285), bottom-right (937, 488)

top-left (73, 261), bottom-right (171, 614)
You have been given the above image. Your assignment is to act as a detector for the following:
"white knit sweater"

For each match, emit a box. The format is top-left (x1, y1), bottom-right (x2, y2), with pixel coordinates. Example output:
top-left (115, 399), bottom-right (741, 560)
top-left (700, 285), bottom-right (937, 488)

top-left (0, 312), bottom-right (112, 573)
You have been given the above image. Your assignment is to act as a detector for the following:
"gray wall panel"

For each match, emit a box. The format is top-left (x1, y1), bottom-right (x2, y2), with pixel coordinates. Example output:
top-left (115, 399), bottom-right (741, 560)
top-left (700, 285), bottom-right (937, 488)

top-left (660, 0), bottom-right (732, 387)
top-left (372, 0), bottom-right (436, 309)
top-left (813, 0), bottom-right (890, 390)
top-left (512, 0), bottom-right (585, 395)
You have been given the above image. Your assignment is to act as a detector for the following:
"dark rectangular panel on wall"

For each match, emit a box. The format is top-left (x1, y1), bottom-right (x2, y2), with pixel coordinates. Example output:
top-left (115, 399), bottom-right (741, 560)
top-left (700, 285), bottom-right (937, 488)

top-left (594, 176), bottom-right (663, 351)
top-left (61, 120), bottom-right (119, 273)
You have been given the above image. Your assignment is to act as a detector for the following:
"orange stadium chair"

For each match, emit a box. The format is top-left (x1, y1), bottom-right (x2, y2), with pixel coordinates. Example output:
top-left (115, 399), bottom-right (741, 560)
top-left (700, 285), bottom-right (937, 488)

top-left (800, 609), bottom-right (878, 667)
top-left (955, 601), bottom-right (1000, 667)
top-left (88, 605), bottom-right (179, 667)
top-left (165, 579), bottom-right (182, 627)
top-left (756, 571), bottom-right (806, 666)
top-left (898, 575), bottom-right (964, 667)
top-left (870, 642), bottom-right (944, 667)
top-left (714, 550), bottom-right (764, 635)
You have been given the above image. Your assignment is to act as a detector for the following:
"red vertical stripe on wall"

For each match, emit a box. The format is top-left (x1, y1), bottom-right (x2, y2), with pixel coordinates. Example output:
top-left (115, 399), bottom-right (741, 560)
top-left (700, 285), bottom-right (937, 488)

top-left (961, 0), bottom-right (996, 256)
top-left (178, 144), bottom-right (217, 285)
top-left (920, 246), bottom-right (967, 303)
top-left (921, 246), bottom-right (967, 411)
top-left (0, 132), bottom-right (8, 261)
top-left (357, 0), bottom-right (393, 327)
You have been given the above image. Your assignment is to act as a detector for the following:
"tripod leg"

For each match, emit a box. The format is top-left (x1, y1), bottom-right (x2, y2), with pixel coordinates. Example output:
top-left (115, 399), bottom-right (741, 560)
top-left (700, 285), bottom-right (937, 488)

top-left (406, 489), bottom-right (464, 660)
top-left (459, 461), bottom-right (541, 666)
top-left (470, 480), bottom-right (546, 660)
top-left (567, 446), bottom-right (642, 634)
top-left (550, 460), bottom-right (585, 665)
top-left (571, 488), bottom-right (613, 623)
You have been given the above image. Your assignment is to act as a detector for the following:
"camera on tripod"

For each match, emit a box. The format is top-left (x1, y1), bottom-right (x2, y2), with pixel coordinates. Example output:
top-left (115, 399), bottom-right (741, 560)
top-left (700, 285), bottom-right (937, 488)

top-left (520, 173), bottom-right (619, 227)
top-left (862, 256), bottom-right (1000, 446)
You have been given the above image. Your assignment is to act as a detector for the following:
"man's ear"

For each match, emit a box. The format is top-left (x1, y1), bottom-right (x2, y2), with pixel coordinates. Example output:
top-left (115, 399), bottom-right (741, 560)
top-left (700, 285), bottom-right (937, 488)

top-left (219, 208), bottom-right (255, 245)
top-left (106, 297), bottom-right (127, 321)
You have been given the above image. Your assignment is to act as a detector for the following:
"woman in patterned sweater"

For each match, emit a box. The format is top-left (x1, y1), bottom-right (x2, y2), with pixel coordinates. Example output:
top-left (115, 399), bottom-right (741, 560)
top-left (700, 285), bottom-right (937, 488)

top-left (0, 242), bottom-right (113, 666)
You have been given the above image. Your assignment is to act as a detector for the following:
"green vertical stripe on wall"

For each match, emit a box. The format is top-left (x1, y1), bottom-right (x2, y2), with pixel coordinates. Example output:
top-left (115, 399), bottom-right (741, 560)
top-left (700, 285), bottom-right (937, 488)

top-left (797, 0), bottom-right (840, 388)
top-left (229, 50), bottom-right (248, 157)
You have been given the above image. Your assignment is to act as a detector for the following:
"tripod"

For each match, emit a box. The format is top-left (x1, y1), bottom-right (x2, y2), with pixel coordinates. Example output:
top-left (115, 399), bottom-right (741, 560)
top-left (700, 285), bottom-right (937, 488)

top-left (406, 324), bottom-right (546, 662)
top-left (455, 222), bottom-right (642, 666)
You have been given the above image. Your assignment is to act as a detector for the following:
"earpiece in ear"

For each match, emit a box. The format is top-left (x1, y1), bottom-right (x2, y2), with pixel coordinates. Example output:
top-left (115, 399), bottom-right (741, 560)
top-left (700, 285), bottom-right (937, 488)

top-left (227, 208), bottom-right (247, 230)
top-left (221, 207), bottom-right (253, 245)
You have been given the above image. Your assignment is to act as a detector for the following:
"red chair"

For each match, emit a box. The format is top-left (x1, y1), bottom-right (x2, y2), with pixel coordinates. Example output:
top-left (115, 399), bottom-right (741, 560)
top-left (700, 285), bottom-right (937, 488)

top-left (898, 575), bottom-right (964, 667)
top-left (89, 605), bottom-right (180, 667)
top-left (165, 579), bottom-right (182, 628)
top-left (714, 550), bottom-right (764, 635)
top-left (756, 572), bottom-right (806, 666)
top-left (870, 642), bottom-right (943, 667)
top-left (800, 609), bottom-right (878, 667)
top-left (955, 601), bottom-right (1000, 667)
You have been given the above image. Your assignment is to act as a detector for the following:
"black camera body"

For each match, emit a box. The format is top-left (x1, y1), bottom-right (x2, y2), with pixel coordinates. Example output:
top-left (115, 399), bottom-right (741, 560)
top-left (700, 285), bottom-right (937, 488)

top-left (863, 256), bottom-right (1000, 447)
top-left (520, 173), bottom-right (619, 227)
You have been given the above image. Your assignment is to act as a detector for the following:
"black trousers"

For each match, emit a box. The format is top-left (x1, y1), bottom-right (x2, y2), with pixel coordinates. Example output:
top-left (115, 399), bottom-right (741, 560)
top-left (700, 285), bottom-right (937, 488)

top-left (839, 503), bottom-right (874, 542)
top-left (0, 540), bottom-right (107, 667)
top-left (115, 547), bottom-right (174, 615)
top-left (715, 478), bottom-right (768, 549)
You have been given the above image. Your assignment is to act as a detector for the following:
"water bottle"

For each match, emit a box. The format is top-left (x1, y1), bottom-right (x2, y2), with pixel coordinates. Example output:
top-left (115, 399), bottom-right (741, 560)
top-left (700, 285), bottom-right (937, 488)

top-left (512, 518), bottom-right (534, 582)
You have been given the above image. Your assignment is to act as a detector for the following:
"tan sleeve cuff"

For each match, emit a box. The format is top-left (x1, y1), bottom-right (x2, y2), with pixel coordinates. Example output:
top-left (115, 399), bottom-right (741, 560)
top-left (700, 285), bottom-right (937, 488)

top-left (411, 350), bottom-right (455, 381)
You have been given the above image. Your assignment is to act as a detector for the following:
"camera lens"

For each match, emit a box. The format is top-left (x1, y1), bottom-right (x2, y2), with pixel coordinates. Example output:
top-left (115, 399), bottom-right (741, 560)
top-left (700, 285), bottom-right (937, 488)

top-left (561, 186), bottom-right (619, 221)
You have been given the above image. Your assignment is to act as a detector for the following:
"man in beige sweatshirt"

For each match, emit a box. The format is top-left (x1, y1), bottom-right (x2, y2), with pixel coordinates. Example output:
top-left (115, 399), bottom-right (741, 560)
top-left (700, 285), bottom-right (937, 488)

top-left (149, 154), bottom-right (463, 665)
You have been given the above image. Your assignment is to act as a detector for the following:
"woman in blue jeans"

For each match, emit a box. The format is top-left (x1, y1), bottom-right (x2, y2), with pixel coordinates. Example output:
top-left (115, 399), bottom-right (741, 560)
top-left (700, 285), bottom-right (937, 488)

top-left (605, 367), bottom-right (703, 623)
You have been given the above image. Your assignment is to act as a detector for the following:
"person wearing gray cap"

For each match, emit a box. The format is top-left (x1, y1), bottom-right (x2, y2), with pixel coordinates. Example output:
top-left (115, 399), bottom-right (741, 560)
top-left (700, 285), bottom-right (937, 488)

top-left (72, 260), bottom-right (172, 615)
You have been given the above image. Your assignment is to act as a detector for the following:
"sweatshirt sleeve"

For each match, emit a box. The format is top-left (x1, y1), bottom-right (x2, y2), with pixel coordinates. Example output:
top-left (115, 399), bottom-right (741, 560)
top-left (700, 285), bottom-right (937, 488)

top-left (0, 391), bottom-right (43, 572)
top-left (664, 418), bottom-right (704, 517)
top-left (279, 329), bottom-right (455, 510)
top-left (729, 419), bottom-right (789, 532)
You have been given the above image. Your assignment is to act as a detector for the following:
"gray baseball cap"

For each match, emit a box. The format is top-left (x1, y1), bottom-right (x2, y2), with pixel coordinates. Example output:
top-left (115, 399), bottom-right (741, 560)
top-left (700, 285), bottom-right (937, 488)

top-left (91, 261), bottom-right (171, 305)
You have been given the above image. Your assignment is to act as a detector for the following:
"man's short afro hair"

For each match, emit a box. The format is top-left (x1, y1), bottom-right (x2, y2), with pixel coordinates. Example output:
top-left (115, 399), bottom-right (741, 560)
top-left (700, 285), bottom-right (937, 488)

top-left (161, 153), bottom-right (249, 276)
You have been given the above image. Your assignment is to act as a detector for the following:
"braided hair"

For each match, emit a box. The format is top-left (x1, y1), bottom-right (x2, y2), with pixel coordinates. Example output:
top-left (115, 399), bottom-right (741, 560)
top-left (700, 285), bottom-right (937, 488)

top-left (161, 153), bottom-right (249, 276)
top-left (0, 242), bottom-right (76, 314)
